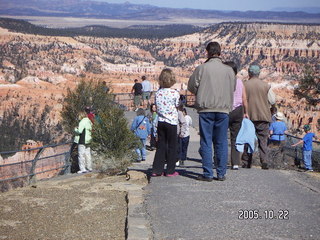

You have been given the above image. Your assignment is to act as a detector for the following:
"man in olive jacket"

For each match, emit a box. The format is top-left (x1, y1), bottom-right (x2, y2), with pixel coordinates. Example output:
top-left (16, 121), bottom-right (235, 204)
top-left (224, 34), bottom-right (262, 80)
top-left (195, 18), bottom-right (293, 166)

top-left (242, 65), bottom-right (275, 169)
top-left (188, 41), bottom-right (236, 181)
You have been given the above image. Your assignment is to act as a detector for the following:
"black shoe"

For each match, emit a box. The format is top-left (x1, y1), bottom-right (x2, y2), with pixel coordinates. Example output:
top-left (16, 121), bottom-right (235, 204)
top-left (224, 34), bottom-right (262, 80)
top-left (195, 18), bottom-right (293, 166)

top-left (180, 160), bottom-right (185, 166)
top-left (214, 176), bottom-right (226, 181)
top-left (141, 159), bottom-right (146, 161)
top-left (196, 175), bottom-right (213, 182)
top-left (261, 163), bottom-right (269, 170)
top-left (242, 164), bottom-right (251, 169)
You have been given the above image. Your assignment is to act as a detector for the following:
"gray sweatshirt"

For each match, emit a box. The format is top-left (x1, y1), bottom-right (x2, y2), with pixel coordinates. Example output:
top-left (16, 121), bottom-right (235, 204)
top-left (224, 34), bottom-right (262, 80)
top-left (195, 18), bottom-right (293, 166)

top-left (188, 57), bottom-right (236, 113)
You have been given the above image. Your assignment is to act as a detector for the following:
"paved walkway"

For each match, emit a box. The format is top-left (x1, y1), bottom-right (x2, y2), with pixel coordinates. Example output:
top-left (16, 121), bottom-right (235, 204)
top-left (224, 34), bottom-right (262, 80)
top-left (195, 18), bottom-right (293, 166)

top-left (127, 109), bottom-right (320, 240)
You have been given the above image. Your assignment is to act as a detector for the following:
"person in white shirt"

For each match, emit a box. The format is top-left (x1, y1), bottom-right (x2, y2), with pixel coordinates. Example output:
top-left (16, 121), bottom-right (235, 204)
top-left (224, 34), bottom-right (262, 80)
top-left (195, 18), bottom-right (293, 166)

top-left (178, 108), bottom-right (192, 165)
top-left (141, 75), bottom-right (152, 109)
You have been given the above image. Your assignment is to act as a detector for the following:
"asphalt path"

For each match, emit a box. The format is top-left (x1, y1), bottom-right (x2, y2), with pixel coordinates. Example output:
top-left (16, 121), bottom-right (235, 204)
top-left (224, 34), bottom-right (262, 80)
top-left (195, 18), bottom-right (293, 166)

top-left (126, 109), bottom-right (320, 240)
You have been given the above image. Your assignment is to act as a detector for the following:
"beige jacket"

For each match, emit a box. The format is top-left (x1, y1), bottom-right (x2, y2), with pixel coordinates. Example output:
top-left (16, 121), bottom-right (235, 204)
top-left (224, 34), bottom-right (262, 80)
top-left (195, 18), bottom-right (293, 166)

top-left (188, 57), bottom-right (236, 113)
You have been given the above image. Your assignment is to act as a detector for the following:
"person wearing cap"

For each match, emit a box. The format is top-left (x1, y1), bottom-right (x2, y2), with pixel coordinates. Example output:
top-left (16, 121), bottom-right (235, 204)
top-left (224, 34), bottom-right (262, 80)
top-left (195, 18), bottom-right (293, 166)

top-left (188, 41), bottom-right (236, 181)
top-left (269, 112), bottom-right (288, 147)
top-left (74, 110), bottom-right (93, 173)
top-left (242, 64), bottom-right (276, 170)
top-left (292, 124), bottom-right (318, 172)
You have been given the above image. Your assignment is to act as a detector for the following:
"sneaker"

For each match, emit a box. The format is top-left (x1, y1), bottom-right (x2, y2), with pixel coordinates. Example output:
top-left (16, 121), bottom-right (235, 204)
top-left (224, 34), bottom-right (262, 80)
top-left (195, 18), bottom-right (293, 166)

top-left (306, 169), bottom-right (314, 172)
top-left (166, 171), bottom-right (179, 177)
top-left (141, 159), bottom-right (146, 161)
top-left (180, 160), bottom-right (185, 166)
top-left (196, 175), bottom-right (213, 182)
top-left (242, 164), bottom-right (251, 168)
top-left (151, 172), bottom-right (164, 177)
top-left (77, 170), bottom-right (87, 174)
top-left (176, 161), bottom-right (180, 167)
top-left (261, 163), bottom-right (269, 170)
top-left (232, 165), bottom-right (239, 170)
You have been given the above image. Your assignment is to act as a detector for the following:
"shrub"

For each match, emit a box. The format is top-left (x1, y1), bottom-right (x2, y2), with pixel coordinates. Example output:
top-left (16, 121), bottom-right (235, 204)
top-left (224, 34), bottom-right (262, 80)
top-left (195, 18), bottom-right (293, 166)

top-left (61, 79), bottom-right (139, 173)
top-left (294, 65), bottom-right (320, 106)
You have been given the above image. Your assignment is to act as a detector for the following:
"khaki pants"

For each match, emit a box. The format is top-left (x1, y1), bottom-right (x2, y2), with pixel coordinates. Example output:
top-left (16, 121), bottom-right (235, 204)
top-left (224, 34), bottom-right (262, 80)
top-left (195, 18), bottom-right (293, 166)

top-left (78, 144), bottom-right (92, 172)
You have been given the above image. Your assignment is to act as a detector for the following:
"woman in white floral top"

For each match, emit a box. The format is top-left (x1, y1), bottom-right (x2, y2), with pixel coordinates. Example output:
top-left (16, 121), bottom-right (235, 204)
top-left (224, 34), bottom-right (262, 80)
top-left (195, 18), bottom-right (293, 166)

top-left (152, 69), bottom-right (180, 177)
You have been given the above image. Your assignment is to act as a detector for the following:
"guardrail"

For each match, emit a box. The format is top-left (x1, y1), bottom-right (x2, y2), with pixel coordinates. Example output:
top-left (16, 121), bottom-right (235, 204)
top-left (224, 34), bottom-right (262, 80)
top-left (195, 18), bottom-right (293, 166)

top-left (0, 142), bottom-right (72, 192)
top-left (111, 91), bottom-right (196, 110)
top-left (284, 134), bottom-right (320, 170)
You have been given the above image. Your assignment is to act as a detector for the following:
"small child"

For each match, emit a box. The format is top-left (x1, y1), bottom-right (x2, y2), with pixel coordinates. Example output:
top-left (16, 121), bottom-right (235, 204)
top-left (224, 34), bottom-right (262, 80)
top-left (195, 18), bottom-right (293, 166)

top-left (178, 108), bottom-right (192, 166)
top-left (131, 108), bottom-right (151, 162)
top-left (269, 112), bottom-right (288, 147)
top-left (291, 124), bottom-right (318, 171)
top-left (74, 110), bottom-right (93, 173)
top-left (149, 103), bottom-right (158, 151)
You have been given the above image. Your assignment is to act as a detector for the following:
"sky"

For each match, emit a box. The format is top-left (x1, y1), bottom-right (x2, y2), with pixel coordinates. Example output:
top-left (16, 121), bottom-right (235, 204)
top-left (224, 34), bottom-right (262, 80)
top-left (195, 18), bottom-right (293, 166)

top-left (96, 0), bottom-right (320, 12)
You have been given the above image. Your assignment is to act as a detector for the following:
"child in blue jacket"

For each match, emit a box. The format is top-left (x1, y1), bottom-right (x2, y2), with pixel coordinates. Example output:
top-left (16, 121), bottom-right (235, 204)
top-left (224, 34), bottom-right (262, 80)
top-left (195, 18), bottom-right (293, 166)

top-left (292, 124), bottom-right (318, 171)
top-left (131, 108), bottom-right (151, 162)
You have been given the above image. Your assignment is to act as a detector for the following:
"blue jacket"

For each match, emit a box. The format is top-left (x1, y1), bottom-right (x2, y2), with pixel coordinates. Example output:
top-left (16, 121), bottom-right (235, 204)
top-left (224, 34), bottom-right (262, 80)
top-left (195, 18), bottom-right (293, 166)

top-left (236, 118), bottom-right (257, 153)
top-left (131, 115), bottom-right (151, 139)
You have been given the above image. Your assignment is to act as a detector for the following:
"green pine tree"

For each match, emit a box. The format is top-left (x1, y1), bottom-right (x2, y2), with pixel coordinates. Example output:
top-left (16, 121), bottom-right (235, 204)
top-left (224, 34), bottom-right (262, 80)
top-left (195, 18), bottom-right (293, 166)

top-left (61, 79), bottom-right (139, 173)
top-left (294, 65), bottom-right (320, 105)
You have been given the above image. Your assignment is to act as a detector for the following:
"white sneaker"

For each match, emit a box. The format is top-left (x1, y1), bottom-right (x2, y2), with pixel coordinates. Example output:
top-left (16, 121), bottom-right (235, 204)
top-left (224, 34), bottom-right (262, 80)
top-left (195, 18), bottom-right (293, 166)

top-left (176, 161), bottom-right (180, 167)
top-left (77, 170), bottom-right (87, 174)
top-left (232, 165), bottom-right (239, 170)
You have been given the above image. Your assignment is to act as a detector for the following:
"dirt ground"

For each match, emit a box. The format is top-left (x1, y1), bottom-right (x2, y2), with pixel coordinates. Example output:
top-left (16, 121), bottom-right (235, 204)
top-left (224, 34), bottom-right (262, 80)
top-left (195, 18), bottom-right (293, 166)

top-left (0, 173), bottom-right (135, 240)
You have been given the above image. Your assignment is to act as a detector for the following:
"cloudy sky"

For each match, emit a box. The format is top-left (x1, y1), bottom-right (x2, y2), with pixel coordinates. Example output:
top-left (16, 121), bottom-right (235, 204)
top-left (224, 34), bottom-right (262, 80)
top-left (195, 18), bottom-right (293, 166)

top-left (96, 0), bottom-right (320, 12)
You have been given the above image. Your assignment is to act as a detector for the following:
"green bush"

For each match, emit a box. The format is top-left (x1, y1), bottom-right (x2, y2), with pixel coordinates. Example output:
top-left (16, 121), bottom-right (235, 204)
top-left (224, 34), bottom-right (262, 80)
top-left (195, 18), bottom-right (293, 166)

top-left (61, 79), bottom-right (139, 173)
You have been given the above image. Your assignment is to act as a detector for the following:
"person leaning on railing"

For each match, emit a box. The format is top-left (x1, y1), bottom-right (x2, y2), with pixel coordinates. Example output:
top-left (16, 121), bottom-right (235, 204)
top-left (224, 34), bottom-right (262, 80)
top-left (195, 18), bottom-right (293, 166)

top-left (291, 124), bottom-right (318, 172)
top-left (74, 110), bottom-right (93, 174)
top-left (269, 112), bottom-right (288, 148)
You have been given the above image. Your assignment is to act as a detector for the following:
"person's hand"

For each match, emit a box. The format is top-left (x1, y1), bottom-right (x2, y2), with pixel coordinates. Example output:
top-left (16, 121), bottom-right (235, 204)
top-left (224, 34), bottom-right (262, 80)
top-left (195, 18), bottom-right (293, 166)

top-left (244, 113), bottom-right (250, 119)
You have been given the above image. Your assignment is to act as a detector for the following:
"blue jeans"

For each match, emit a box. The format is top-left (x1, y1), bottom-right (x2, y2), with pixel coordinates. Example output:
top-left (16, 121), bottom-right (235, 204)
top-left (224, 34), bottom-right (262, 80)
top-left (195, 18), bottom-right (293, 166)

top-left (136, 139), bottom-right (147, 161)
top-left (303, 150), bottom-right (312, 170)
top-left (199, 112), bottom-right (229, 178)
top-left (179, 136), bottom-right (190, 161)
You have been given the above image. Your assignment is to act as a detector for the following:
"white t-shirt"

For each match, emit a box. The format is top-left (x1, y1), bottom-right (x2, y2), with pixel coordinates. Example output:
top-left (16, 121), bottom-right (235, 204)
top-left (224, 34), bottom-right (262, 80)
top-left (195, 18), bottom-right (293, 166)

top-left (182, 115), bottom-right (192, 137)
top-left (142, 80), bottom-right (152, 92)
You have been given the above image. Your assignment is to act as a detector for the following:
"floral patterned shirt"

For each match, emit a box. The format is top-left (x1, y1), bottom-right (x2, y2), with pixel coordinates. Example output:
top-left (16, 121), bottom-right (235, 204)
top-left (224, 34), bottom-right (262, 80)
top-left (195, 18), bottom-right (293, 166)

top-left (155, 88), bottom-right (180, 125)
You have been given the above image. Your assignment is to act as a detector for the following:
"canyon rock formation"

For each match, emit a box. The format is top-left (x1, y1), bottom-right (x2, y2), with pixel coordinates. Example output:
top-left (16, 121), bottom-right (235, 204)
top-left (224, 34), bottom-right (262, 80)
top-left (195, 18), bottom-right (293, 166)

top-left (0, 22), bottom-right (319, 150)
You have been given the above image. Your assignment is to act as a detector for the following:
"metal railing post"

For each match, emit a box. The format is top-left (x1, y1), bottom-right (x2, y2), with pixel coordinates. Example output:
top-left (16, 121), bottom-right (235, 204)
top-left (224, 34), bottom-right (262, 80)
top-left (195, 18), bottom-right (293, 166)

top-left (28, 147), bottom-right (45, 185)
top-left (63, 144), bottom-right (75, 174)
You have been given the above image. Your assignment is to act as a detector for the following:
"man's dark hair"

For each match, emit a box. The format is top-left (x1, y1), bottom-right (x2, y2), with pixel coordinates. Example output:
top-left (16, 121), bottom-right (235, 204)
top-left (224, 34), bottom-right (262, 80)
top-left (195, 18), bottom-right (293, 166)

top-left (206, 42), bottom-right (221, 57)
top-left (141, 76), bottom-right (146, 81)
top-left (224, 61), bottom-right (238, 75)
top-left (134, 79), bottom-right (138, 82)
top-left (84, 106), bottom-right (91, 114)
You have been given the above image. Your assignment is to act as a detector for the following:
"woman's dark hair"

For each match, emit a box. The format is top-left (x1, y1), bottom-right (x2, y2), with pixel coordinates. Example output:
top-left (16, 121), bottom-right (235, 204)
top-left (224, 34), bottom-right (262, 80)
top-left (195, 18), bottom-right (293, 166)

top-left (150, 103), bottom-right (156, 112)
top-left (183, 108), bottom-right (187, 115)
top-left (206, 42), bottom-right (221, 57)
top-left (224, 61), bottom-right (238, 75)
